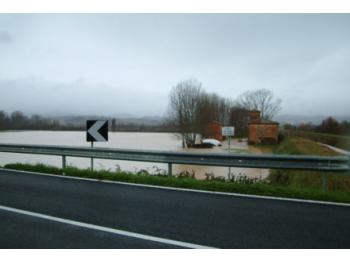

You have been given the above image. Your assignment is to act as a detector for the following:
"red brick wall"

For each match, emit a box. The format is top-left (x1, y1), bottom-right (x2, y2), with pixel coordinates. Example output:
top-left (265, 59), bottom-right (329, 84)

top-left (204, 122), bottom-right (223, 141)
top-left (248, 123), bottom-right (279, 144)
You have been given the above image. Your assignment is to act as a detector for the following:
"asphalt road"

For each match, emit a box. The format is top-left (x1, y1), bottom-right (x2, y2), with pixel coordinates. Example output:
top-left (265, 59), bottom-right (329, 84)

top-left (0, 169), bottom-right (350, 248)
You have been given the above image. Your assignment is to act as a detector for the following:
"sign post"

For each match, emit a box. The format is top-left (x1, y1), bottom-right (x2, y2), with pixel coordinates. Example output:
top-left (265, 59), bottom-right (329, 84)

top-left (86, 120), bottom-right (108, 171)
top-left (222, 126), bottom-right (235, 149)
top-left (91, 141), bottom-right (94, 171)
top-left (222, 126), bottom-right (235, 180)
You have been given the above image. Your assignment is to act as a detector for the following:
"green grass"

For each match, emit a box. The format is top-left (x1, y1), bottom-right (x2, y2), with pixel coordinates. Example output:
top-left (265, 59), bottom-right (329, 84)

top-left (274, 137), bottom-right (339, 156)
top-left (269, 137), bottom-right (350, 191)
top-left (3, 162), bottom-right (350, 204)
top-left (291, 131), bottom-right (350, 151)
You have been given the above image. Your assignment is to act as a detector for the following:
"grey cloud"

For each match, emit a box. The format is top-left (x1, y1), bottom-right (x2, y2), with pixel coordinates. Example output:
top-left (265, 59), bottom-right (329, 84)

top-left (0, 32), bottom-right (13, 43)
top-left (0, 14), bottom-right (349, 117)
top-left (0, 77), bottom-right (167, 116)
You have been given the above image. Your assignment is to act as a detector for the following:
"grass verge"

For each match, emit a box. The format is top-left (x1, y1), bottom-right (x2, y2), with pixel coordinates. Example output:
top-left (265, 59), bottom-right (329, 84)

top-left (269, 137), bottom-right (350, 192)
top-left (290, 131), bottom-right (350, 151)
top-left (2, 162), bottom-right (350, 204)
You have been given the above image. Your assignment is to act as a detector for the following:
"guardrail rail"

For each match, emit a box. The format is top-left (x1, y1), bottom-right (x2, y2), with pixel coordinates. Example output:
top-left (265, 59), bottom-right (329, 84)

top-left (0, 143), bottom-right (349, 174)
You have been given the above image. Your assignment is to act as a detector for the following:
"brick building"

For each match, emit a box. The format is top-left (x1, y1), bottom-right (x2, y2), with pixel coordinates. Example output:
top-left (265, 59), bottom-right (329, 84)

top-left (203, 121), bottom-right (223, 141)
top-left (247, 111), bottom-right (279, 144)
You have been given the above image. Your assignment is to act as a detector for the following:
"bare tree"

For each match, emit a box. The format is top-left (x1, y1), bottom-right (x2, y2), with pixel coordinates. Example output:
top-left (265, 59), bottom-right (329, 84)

top-left (237, 88), bottom-right (282, 120)
top-left (196, 93), bottom-right (233, 135)
top-left (168, 79), bottom-right (204, 147)
top-left (317, 117), bottom-right (342, 135)
top-left (229, 106), bottom-right (249, 137)
top-left (10, 111), bottom-right (29, 129)
top-left (0, 110), bottom-right (9, 130)
top-left (218, 97), bottom-right (233, 125)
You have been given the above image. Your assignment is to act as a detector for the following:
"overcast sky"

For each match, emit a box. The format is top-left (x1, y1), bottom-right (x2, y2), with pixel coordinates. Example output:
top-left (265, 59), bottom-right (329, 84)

top-left (0, 14), bottom-right (349, 117)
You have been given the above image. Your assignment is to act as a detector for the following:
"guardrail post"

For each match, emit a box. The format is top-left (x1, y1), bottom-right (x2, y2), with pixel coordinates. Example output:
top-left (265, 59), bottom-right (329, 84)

top-left (322, 175), bottom-right (328, 192)
top-left (62, 155), bottom-right (66, 170)
top-left (168, 163), bottom-right (172, 177)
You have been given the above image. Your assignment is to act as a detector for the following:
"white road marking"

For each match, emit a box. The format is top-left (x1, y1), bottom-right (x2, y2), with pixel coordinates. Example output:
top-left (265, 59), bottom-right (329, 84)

top-left (1, 168), bottom-right (350, 207)
top-left (0, 204), bottom-right (215, 249)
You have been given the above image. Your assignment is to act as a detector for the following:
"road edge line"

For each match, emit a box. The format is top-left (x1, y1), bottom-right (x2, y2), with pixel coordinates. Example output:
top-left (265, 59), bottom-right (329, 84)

top-left (0, 204), bottom-right (215, 249)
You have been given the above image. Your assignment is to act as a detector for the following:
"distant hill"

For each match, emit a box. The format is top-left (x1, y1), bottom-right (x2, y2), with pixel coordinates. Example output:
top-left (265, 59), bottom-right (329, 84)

top-left (53, 114), bottom-right (350, 127)
top-left (53, 115), bottom-right (165, 126)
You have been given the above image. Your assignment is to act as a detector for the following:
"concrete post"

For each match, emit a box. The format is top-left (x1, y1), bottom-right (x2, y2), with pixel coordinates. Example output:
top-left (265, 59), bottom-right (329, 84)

top-left (322, 175), bottom-right (328, 191)
top-left (62, 155), bottom-right (66, 170)
top-left (168, 163), bottom-right (172, 177)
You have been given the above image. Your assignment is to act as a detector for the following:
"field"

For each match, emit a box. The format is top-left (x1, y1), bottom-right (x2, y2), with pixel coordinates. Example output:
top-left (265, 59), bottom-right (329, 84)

top-left (268, 137), bottom-right (350, 191)
top-left (290, 131), bottom-right (350, 151)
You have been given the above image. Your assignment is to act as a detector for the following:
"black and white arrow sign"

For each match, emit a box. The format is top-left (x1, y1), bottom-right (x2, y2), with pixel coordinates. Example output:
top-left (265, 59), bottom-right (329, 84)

top-left (86, 120), bottom-right (108, 142)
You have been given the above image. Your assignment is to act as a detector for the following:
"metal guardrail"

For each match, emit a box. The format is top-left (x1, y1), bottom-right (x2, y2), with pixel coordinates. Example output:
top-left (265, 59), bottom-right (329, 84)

top-left (0, 144), bottom-right (349, 176)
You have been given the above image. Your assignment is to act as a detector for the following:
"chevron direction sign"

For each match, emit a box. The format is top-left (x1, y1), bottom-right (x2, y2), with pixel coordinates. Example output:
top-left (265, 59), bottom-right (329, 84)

top-left (86, 120), bottom-right (108, 142)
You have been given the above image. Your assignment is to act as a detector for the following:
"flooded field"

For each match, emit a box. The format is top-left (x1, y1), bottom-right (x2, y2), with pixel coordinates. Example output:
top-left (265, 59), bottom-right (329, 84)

top-left (0, 131), bottom-right (269, 180)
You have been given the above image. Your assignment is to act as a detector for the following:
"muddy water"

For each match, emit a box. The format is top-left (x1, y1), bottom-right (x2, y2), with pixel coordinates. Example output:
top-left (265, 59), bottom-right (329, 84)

top-left (0, 131), bottom-right (268, 180)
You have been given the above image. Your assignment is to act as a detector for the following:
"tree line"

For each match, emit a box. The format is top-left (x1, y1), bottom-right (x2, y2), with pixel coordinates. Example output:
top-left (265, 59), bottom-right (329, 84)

top-left (0, 110), bottom-right (80, 131)
top-left (0, 110), bottom-right (177, 132)
top-left (168, 79), bottom-right (282, 147)
top-left (285, 117), bottom-right (350, 136)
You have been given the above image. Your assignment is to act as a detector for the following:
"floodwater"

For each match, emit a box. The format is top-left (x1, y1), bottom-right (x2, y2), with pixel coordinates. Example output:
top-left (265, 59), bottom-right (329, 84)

top-left (0, 131), bottom-right (268, 180)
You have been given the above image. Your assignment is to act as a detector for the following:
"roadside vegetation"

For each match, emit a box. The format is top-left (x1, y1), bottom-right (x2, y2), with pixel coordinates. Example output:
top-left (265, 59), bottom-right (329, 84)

top-left (289, 131), bottom-right (350, 151)
top-left (268, 136), bottom-right (350, 192)
top-left (2, 161), bottom-right (350, 204)
top-left (284, 116), bottom-right (350, 151)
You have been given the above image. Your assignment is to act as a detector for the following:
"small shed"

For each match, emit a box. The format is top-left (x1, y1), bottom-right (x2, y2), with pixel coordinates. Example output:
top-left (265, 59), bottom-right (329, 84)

top-left (247, 111), bottom-right (279, 144)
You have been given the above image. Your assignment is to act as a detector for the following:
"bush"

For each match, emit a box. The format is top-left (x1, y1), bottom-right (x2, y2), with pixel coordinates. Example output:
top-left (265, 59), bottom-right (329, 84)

top-left (177, 170), bottom-right (195, 179)
top-left (278, 132), bottom-right (285, 143)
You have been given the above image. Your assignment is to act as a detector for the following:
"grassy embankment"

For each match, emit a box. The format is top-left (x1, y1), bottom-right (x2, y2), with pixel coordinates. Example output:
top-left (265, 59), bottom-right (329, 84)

top-left (290, 131), bottom-right (350, 151)
top-left (269, 137), bottom-right (350, 192)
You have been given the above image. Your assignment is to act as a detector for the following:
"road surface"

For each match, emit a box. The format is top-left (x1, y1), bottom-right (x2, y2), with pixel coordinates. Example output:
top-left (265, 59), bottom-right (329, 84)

top-left (0, 169), bottom-right (349, 248)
